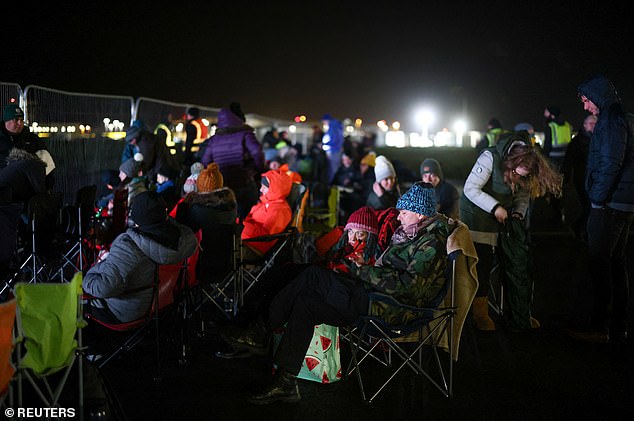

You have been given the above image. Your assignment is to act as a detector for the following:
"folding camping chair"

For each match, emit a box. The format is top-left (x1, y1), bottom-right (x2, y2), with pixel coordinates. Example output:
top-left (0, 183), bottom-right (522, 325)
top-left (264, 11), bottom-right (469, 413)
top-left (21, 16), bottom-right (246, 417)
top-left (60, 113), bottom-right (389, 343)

top-left (84, 263), bottom-right (168, 379)
top-left (0, 299), bottom-right (17, 411)
top-left (305, 185), bottom-right (340, 235)
top-left (344, 250), bottom-right (460, 404)
top-left (58, 185), bottom-right (98, 279)
top-left (202, 182), bottom-right (307, 317)
top-left (14, 272), bottom-right (85, 415)
top-left (4, 192), bottom-right (63, 291)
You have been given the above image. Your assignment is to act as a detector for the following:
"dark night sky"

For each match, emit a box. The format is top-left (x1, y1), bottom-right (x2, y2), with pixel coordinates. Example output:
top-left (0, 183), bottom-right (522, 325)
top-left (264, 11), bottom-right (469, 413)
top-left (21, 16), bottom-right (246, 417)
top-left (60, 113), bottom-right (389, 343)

top-left (4, 1), bottom-right (634, 132)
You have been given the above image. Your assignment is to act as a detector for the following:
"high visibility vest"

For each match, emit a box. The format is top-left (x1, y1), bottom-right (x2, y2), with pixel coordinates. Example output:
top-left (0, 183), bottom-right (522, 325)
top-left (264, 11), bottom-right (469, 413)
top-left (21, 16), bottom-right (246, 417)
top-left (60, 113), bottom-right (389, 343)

top-left (548, 121), bottom-right (572, 149)
top-left (486, 128), bottom-right (504, 146)
top-left (190, 119), bottom-right (208, 152)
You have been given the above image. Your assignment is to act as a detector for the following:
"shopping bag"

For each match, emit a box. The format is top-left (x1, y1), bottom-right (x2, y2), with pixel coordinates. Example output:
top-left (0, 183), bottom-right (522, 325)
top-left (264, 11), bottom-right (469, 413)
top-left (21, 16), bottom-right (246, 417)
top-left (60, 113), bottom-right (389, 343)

top-left (273, 323), bottom-right (342, 384)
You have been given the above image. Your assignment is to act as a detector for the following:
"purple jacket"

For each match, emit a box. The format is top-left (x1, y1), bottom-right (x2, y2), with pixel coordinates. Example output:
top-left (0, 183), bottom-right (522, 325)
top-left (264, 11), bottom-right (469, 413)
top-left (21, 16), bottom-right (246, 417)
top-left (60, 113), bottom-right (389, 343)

top-left (201, 109), bottom-right (264, 189)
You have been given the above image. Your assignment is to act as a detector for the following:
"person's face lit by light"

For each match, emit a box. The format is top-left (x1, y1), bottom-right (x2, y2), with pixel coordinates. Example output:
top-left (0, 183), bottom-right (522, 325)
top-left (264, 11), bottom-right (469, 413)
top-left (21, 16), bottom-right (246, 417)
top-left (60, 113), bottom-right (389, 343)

top-left (422, 172), bottom-right (440, 187)
top-left (580, 95), bottom-right (600, 116)
top-left (380, 176), bottom-right (396, 191)
top-left (5, 117), bottom-right (24, 135)
top-left (347, 229), bottom-right (369, 245)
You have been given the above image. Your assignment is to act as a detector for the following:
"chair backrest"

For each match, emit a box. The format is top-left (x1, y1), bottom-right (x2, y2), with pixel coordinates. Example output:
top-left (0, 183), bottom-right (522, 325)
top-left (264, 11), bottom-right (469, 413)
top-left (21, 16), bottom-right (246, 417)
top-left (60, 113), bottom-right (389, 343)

top-left (14, 273), bottom-right (82, 376)
top-left (0, 299), bottom-right (16, 395)
top-left (289, 183), bottom-right (308, 230)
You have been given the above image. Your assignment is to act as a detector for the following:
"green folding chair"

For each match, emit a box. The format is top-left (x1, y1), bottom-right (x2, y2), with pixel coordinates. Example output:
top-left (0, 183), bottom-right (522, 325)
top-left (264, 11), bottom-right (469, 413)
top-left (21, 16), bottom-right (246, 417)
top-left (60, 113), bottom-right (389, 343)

top-left (14, 272), bottom-right (85, 417)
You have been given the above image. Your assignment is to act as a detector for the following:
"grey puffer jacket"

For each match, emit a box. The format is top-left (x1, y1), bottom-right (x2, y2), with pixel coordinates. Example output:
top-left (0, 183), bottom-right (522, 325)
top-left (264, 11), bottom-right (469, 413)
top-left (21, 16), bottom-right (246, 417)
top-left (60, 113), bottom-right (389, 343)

top-left (83, 220), bottom-right (197, 322)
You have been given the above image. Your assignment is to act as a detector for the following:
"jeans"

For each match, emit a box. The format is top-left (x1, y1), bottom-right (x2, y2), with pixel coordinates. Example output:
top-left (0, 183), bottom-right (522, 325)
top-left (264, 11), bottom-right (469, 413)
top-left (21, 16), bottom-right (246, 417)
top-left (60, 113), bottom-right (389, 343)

top-left (586, 207), bottom-right (634, 334)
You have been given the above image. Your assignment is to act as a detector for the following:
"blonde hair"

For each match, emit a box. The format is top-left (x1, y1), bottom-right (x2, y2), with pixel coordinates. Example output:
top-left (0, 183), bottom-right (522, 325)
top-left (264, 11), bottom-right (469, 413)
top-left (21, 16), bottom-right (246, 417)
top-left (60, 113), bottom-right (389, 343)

top-left (502, 143), bottom-right (562, 198)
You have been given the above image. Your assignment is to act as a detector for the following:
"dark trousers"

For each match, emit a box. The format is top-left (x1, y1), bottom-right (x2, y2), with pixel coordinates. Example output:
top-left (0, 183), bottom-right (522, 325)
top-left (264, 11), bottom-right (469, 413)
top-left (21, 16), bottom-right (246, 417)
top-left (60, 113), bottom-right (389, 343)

top-left (268, 265), bottom-right (368, 374)
top-left (587, 208), bottom-right (634, 334)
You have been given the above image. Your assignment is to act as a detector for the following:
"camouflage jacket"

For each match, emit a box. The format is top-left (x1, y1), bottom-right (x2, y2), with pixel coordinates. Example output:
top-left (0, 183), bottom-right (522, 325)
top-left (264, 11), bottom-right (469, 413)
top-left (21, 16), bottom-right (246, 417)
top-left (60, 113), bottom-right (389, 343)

top-left (353, 214), bottom-right (454, 325)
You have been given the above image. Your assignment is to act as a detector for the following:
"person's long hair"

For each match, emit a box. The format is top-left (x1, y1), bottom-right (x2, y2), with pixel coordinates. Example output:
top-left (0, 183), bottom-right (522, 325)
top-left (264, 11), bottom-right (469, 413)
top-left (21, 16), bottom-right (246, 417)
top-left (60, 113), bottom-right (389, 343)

top-left (502, 142), bottom-right (563, 198)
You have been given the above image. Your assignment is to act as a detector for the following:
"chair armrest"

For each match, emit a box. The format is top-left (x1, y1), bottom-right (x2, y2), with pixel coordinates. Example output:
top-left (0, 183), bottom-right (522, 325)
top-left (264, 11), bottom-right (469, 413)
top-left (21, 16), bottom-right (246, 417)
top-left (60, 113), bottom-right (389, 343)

top-left (242, 227), bottom-right (297, 243)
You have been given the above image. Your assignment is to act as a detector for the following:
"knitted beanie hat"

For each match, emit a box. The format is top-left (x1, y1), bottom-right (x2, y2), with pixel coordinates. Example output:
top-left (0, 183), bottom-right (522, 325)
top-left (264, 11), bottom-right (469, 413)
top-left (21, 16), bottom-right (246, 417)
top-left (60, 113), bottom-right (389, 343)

top-left (374, 155), bottom-right (396, 182)
top-left (129, 191), bottom-right (167, 227)
top-left (182, 174), bottom-right (199, 194)
top-left (420, 158), bottom-right (443, 180)
top-left (360, 152), bottom-right (376, 167)
top-left (197, 163), bottom-right (223, 192)
top-left (190, 162), bottom-right (204, 176)
top-left (119, 152), bottom-right (144, 178)
top-left (344, 206), bottom-right (378, 236)
top-left (3, 104), bottom-right (24, 121)
top-left (396, 182), bottom-right (437, 216)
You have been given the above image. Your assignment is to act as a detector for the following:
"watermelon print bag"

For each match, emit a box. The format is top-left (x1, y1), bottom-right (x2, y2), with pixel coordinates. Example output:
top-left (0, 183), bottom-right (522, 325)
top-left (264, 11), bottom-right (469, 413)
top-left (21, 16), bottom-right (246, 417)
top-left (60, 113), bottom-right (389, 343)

top-left (273, 323), bottom-right (342, 384)
top-left (298, 324), bottom-right (341, 384)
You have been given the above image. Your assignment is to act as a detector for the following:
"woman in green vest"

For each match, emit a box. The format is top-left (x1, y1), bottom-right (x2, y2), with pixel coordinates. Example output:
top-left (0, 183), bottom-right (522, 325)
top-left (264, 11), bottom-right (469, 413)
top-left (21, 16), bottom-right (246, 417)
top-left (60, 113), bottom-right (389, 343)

top-left (459, 131), bottom-right (562, 331)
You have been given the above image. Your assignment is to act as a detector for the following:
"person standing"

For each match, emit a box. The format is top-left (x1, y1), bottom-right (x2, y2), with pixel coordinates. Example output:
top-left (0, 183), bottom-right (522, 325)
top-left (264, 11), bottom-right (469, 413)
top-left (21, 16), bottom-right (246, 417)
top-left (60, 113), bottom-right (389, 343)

top-left (543, 105), bottom-right (573, 169)
top-left (460, 131), bottom-right (562, 331)
top-left (562, 114), bottom-right (597, 241)
top-left (0, 103), bottom-right (56, 189)
top-left (200, 107), bottom-right (264, 219)
top-left (568, 75), bottom-right (634, 343)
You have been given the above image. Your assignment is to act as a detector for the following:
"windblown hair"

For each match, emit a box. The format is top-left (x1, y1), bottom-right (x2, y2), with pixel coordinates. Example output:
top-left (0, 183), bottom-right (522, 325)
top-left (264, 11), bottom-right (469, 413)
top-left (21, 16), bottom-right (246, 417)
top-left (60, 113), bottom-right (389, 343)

top-left (502, 143), bottom-right (563, 198)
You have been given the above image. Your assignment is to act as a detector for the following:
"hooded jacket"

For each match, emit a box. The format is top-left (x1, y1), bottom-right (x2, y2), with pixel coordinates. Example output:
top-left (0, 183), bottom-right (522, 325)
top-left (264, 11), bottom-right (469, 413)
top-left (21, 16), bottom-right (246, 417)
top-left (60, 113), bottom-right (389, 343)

top-left (241, 169), bottom-right (293, 255)
top-left (83, 220), bottom-right (197, 323)
top-left (200, 108), bottom-right (264, 190)
top-left (577, 76), bottom-right (634, 211)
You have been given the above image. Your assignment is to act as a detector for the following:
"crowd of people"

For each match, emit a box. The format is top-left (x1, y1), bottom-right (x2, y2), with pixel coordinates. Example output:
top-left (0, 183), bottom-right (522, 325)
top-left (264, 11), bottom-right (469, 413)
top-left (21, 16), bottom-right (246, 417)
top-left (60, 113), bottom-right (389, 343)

top-left (1, 74), bottom-right (633, 411)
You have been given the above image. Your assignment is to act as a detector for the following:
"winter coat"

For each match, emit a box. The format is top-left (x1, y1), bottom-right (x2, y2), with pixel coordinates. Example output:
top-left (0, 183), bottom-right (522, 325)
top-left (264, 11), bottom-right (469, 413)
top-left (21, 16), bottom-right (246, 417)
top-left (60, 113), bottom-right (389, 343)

top-left (241, 170), bottom-right (293, 255)
top-left (459, 135), bottom-right (530, 245)
top-left (175, 187), bottom-right (237, 282)
top-left (83, 220), bottom-right (197, 323)
top-left (436, 180), bottom-right (459, 219)
top-left (366, 187), bottom-right (400, 211)
top-left (0, 124), bottom-right (48, 170)
top-left (200, 109), bottom-right (264, 190)
top-left (0, 148), bottom-right (46, 204)
top-left (353, 214), bottom-right (454, 325)
top-left (577, 76), bottom-right (634, 212)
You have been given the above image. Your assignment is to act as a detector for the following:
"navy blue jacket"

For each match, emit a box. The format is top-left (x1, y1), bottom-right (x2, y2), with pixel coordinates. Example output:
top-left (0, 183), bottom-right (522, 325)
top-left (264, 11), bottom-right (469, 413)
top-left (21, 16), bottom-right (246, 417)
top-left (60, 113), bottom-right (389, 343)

top-left (577, 76), bottom-right (634, 211)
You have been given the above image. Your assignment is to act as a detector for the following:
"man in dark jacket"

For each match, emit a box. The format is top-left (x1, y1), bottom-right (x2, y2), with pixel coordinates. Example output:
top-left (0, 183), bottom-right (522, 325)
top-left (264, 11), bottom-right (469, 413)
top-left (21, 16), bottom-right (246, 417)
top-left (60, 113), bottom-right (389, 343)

top-left (562, 114), bottom-right (597, 240)
top-left (568, 75), bottom-right (634, 343)
top-left (0, 104), bottom-right (55, 189)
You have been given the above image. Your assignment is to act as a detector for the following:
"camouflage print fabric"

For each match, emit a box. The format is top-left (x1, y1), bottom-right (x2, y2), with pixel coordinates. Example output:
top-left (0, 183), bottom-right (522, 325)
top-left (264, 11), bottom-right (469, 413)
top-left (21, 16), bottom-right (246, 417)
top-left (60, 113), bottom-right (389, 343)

top-left (355, 214), bottom-right (454, 325)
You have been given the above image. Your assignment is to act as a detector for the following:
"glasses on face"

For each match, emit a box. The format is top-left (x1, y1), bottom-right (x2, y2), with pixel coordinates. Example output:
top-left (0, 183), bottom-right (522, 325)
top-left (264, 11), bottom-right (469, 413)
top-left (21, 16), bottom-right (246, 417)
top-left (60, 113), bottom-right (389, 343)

top-left (512, 168), bottom-right (530, 179)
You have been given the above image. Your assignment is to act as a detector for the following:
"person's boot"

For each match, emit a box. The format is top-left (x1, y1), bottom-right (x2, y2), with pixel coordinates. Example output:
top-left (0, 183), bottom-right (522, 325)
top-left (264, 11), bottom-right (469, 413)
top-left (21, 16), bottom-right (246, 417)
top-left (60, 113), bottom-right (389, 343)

top-left (247, 368), bottom-right (301, 405)
top-left (472, 296), bottom-right (496, 331)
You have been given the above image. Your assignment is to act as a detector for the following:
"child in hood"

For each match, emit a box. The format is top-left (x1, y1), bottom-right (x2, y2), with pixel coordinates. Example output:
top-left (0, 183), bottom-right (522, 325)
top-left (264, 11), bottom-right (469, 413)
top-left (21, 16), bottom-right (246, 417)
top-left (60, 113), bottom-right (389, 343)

top-left (242, 169), bottom-right (293, 256)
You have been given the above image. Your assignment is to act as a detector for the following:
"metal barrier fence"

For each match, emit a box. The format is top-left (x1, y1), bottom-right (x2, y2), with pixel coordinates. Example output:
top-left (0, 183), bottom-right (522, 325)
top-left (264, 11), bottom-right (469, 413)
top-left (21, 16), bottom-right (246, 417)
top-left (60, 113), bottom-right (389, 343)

top-left (0, 82), bottom-right (23, 110)
top-left (2, 82), bottom-right (303, 205)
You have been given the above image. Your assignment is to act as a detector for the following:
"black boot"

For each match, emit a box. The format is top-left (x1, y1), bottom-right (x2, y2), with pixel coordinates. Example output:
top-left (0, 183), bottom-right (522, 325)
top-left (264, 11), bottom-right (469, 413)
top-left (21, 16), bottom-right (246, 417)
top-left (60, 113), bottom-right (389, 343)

top-left (247, 369), bottom-right (301, 405)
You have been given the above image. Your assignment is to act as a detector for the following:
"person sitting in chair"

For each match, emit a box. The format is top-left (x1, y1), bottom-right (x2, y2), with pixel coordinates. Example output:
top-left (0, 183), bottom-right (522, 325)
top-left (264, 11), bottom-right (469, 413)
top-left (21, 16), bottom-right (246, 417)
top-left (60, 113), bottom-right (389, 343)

top-left (236, 182), bottom-right (454, 405)
top-left (83, 190), bottom-right (197, 324)
top-left (241, 169), bottom-right (293, 259)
